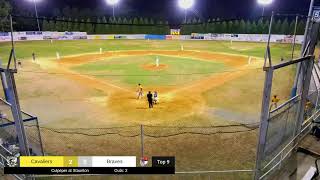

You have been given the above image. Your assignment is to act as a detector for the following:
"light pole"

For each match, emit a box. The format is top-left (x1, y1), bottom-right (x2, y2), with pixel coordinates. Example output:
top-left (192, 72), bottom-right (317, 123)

top-left (178, 0), bottom-right (195, 23)
top-left (28, 0), bottom-right (41, 31)
top-left (257, 0), bottom-right (273, 17)
top-left (106, 0), bottom-right (120, 21)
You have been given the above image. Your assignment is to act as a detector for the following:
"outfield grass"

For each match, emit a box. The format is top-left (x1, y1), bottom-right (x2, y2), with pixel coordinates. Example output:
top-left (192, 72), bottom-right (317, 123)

top-left (0, 40), bottom-right (300, 63)
top-left (72, 55), bottom-right (226, 86)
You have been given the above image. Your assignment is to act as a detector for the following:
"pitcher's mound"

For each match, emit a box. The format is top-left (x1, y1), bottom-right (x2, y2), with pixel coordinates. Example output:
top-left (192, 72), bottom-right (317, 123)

top-left (142, 64), bottom-right (168, 71)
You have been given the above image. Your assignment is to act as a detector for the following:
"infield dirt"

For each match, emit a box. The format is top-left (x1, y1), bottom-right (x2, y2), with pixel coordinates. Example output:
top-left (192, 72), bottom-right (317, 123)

top-left (46, 50), bottom-right (263, 126)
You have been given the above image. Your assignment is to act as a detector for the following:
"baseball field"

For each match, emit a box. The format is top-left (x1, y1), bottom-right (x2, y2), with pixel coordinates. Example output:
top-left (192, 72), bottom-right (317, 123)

top-left (0, 39), bottom-right (300, 179)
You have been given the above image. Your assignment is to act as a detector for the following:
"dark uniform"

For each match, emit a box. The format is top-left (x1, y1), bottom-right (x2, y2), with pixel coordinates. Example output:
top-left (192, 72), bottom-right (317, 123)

top-left (32, 53), bottom-right (36, 61)
top-left (147, 92), bottom-right (153, 108)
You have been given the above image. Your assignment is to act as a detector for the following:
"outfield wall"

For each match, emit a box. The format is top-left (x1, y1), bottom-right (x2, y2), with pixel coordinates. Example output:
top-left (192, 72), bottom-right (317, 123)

top-left (0, 31), bottom-right (304, 44)
top-left (0, 32), bottom-right (88, 41)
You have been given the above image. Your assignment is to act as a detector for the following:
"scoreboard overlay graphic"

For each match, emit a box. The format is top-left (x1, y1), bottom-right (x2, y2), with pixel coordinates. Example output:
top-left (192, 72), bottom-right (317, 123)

top-left (4, 156), bottom-right (175, 175)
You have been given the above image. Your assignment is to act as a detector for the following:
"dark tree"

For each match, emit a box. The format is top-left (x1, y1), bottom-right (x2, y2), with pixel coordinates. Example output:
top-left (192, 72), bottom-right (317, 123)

top-left (280, 18), bottom-right (289, 34)
top-left (273, 19), bottom-right (282, 34)
top-left (67, 18), bottom-right (73, 32)
top-left (245, 20), bottom-right (251, 34)
top-left (49, 20), bottom-right (56, 31)
top-left (288, 20), bottom-right (296, 35)
top-left (239, 19), bottom-right (246, 34)
top-left (256, 19), bottom-right (264, 34)
top-left (79, 19), bottom-right (86, 32)
top-left (296, 20), bottom-right (306, 35)
top-left (0, 0), bottom-right (11, 31)
top-left (42, 20), bottom-right (50, 31)
top-left (233, 20), bottom-right (240, 34)
top-left (72, 19), bottom-right (79, 32)
top-left (226, 21), bottom-right (234, 33)
top-left (55, 18), bottom-right (63, 31)
top-left (132, 17), bottom-right (139, 34)
top-left (101, 17), bottom-right (109, 34)
top-left (85, 18), bottom-right (93, 34)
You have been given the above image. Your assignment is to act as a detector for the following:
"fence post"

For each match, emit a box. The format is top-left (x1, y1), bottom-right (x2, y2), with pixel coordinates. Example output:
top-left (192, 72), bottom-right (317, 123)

top-left (294, 56), bottom-right (315, 136)
top-left (4, 71), bottom-right (30, 156)
top-left (254, 67), bottom-right (274, 180)
top-left (140, 125), bottom-right (144, 158)
top-left (315, 89), bottom-right (320, 111)
top-left (291, 15), bottom-right (299, 60)
top-left (35, 118), bottom-right (45, 156)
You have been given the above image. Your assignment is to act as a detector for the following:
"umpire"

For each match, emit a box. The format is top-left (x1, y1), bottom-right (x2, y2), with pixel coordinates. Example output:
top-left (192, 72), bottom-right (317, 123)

top-left (147, 91), bottom-right (153, 108)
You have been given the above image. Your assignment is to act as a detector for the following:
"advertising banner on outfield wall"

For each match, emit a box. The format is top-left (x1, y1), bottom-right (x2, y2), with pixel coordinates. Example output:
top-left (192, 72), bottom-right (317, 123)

top-left (191, 33), bottom-right (205, 39)
top-left (166, 35), bottom-right (173, 40)
top-left (180, 35), bottom-right (191, 40)
top-left (0, 32), bottom-right (10, 41)
top-left (114, 35), bottom-right (127, 39)
top-left (0, 32), bottom-right (304, 44)
top-left (126, 35), bottom-right (145, 39)
top-left (167, 35), bottom-right (181, 40)
top-left (89, 35), bottom-right (103, 40)
top-left (87, 35), bottom-right (116, 39)
top-left (107, 35), bottom-right (115, 39)
top-left (198, 33), bottom-right (304, 44)
top-left (145, 35), bottom-right (166, 40)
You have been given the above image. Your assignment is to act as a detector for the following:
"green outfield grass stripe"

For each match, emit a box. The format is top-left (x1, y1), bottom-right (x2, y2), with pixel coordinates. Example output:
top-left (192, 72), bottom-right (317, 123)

top-left (0, 40), bottom-right (300, 64)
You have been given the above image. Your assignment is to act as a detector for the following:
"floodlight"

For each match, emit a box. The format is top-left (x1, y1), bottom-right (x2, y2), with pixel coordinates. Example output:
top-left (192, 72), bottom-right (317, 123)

top-left (258, 0), bottom-right (273, 16)
top-left (257, 0), bottom-right (273, 5)
top-left (106, 0), bottom-right (120, 20)
top-left (27, 0), bottom-right (41, 31)
top-left (106, 0), bottom-right (120, 5)
top-left (178, 0), bottom-right (194, 10)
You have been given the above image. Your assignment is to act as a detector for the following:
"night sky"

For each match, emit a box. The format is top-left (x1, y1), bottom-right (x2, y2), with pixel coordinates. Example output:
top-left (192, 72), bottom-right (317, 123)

top-left (15, 0), bottom-right (313, 23)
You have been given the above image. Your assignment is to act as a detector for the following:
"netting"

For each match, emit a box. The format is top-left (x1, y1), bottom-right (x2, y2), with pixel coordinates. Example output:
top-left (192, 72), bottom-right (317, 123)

top-left (0, 99), bottom-right (43, 156)
top-left (260, 89), bottom-right (320, 177)
top-left (261, 96), bottom-right (300, 173)
top-left (38, 124), bottom-right (259, 172)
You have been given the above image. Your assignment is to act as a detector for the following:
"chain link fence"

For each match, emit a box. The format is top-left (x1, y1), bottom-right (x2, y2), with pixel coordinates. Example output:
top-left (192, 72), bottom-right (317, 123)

top-left (260, 95), bottom-right (300, 177)
top-left (37, 123), bottom-right (259, 176)
top-left (259, 89), bottom-right (320, 179)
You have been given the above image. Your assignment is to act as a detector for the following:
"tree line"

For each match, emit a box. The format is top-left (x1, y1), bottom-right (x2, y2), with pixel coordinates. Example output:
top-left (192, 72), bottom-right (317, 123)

top-left (180, 18), bottom-right (306, 35)
top-left (0, 0), bottom-right (11, 31)
top-left (41, 17), bottom-right (306, 35)
top-left (41, 17), bottom-right (171, 35)
top-left (0, 0), bottom-right (307, 35)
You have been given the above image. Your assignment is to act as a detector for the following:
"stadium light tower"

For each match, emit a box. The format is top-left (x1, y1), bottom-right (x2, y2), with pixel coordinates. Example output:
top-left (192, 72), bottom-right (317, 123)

top-left (178, 0), bottom-right (195, 23)
top-left (27, 0), bottom-right (41, 31)
top-left (106, 0), bottom-right (120, 21)
top-left (258, 0), bottom-right (273, 17)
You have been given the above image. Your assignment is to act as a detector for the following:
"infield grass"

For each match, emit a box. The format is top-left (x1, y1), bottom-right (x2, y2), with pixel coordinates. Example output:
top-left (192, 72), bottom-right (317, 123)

top-left (72, 55), bottom-right (226, 86)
